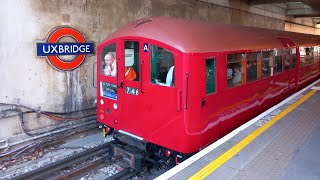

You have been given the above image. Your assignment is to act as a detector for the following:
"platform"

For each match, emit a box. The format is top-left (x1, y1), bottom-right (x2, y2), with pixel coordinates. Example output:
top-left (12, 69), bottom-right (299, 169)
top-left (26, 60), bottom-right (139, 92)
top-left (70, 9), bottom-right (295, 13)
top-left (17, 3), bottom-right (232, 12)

top-left (156, 79), bottom-right (320, 180)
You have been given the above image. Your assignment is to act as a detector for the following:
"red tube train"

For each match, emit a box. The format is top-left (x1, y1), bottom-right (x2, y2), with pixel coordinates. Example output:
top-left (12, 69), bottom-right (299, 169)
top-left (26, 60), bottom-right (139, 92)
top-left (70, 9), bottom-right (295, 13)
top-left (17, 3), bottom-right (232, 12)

top-left (97, 17), bottom-right (320, 160)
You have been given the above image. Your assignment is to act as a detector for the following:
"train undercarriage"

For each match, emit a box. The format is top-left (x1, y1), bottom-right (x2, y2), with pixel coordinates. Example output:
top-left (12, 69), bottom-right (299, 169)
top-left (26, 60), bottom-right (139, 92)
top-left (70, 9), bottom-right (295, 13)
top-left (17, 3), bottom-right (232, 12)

top-left (101, 125), bottom-right (192, 170)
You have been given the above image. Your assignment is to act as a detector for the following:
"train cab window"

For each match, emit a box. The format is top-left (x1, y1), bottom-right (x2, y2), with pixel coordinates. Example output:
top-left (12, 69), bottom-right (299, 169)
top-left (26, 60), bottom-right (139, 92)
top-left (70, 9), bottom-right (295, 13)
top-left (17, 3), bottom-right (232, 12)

top-left (292, 48), bottom-right (296, 68)
top-left (247, 52), bottom-right (261, 82)
top-left (284, 49), bottom-right (291, 70)
top-left (274, 49), bottom-right (283, 74)
top-left (227, 53), bottom-right (245, 88)
top-left (124, 41), bottom-right (139, 81)
top-left (262, 51), bottom-right (273, 78)
top-left (101, 43), bottom-right (116, 77)
top-left (206, 58), bottom-right (216, 94)
top-left (150, 45), bottom-right (174, 87)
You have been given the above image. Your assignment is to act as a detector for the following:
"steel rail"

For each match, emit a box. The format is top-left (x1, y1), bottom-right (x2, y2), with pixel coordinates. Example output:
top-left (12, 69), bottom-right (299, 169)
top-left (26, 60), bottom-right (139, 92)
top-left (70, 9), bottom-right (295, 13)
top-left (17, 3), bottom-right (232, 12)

top-left (11, 142), bottom-right (112, 180)
top-left (58, 155), bottom-right (111, 180)
top-left (105, 167), bottom-right (140, 180)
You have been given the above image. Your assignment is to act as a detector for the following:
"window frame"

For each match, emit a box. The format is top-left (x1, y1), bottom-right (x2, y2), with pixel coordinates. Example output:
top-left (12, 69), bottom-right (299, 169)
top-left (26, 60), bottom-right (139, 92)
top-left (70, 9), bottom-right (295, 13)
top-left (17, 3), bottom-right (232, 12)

top-left (100, 42), bottom-right (117, 77)
top-left (246, 51), bottom-right (261, 83)
top-left (284, 48), bottom-right (291, 71)
top-left (273, 49), bottom-right (283, 74)
top-left (206, 57), bottom-right (216, 95)
top-left (226, 52), bottom-right (246, 88)
top-left (291, 48), bottom-right (297, 68)
top-left (124, 40), bottom-right (140, 81)
top-left (261, 50), bottom-right (273, 78)
top-left (149, 44), bottom-right (175, 87)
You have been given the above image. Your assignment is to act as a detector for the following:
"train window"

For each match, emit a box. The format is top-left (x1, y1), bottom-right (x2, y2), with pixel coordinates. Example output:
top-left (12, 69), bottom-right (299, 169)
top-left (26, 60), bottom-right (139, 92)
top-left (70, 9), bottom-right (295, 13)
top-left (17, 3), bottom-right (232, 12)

top-left (227, 53), bottom-right (245, 88)
top-left (284, 49), bottom-right (290, 70)
top-left (274, 49), bottom-right (283, 74)
top-left (300, 47), bottom-right (315, 66)
top-left (292, 48), bottom-right (296, 68)
top-left (150, 45), bottom-right (174, 87)
top-left (247, 52), bottom-right (261, 82)
top-left (314, 46), bottom-right (320, 62)
top-left (101, 43), bottom-right (116, 77)
top-left (318, 46), bottom-right (320, 62)
top-left (306, 47), bottom-right (315, 64)
top-left (124, 41), bottom-right (139, 81)
top-left (300, 47), bottom-right (306, 66)
top-left (262, 51), bottom-right (273, 78)
top-left (206, 58), bottom-right (216, 94)
top-left (314, 47), bottom-right (318, 62)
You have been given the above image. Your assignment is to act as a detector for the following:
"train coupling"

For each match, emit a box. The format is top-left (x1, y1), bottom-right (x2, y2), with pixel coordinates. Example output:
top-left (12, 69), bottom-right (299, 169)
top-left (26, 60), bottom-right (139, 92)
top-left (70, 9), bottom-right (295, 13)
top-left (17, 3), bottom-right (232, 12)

top-left (110, 143), bottom-right (144, 171)
top-left (98, 124), bottom-right (114, 137)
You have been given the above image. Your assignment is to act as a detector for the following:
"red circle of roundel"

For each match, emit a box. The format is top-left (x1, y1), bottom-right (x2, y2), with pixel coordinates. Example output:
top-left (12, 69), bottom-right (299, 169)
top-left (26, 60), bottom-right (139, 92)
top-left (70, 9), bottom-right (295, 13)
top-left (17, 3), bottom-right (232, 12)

top-left (47, 27), bottom-right (86, 70)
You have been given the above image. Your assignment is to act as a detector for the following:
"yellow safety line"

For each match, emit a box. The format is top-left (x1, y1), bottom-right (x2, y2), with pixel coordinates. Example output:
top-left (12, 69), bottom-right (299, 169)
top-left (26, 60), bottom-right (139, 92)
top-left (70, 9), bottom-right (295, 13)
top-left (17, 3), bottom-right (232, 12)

top-left (189, 89), bottom-right (317, 180)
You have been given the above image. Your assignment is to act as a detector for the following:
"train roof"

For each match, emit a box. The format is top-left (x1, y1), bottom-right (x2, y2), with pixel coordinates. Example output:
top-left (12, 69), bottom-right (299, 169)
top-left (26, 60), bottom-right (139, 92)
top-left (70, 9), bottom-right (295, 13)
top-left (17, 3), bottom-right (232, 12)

top-left (102, 16), bottom-right (320, 53)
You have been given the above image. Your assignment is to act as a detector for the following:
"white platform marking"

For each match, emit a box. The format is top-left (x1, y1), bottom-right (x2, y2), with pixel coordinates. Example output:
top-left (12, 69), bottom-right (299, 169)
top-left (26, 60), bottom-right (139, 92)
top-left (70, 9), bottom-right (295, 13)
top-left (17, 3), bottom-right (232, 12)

top-left (311, 86), bottom-right (320, 90)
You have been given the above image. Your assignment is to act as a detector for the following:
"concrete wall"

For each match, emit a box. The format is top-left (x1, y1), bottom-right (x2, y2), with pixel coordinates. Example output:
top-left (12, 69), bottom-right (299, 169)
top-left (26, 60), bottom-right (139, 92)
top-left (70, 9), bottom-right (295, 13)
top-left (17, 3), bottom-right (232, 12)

top-left (285, 17), bottom-right (320, 35)
top-left (0, 0), bottom-right (318, 144)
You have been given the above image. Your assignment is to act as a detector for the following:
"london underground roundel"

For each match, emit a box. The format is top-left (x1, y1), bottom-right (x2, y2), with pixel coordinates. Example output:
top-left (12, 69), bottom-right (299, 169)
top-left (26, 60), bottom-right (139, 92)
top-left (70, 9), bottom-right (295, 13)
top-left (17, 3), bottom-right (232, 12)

top-left (37, 27), bottom-right (94, 71)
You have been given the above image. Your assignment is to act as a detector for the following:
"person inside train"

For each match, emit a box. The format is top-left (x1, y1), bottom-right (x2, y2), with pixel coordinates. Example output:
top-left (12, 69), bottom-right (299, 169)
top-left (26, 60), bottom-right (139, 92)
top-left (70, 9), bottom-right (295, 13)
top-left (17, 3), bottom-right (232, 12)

top-left (103, 53), bottom-right (117, 77)
top-left (166, 66), bottom-right (174, 86)
top-left (125, 66), bottom-right (136, 80)
top-left (247, 60), bottom-right (257, 81)
top-left (232, 64), bottom-right (241, 85)
top-left (227, 64), bottom-right (233, 86)
top-left (124, 49), bottom-right (137, 81)
top-left (262, 62), bottom-right (269, 76)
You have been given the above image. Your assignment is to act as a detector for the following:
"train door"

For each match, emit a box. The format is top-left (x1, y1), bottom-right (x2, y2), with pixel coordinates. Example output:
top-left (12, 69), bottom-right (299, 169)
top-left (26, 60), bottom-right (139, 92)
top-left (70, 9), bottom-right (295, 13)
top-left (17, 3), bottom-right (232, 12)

top-left (184, 54), bottom-right (220, 150)
top-left (201, 56), bottom-right (220, 142)
top-left (142, 42), bottom-right (182, 140)
top-left (117, 40), bottom-right (145, 136)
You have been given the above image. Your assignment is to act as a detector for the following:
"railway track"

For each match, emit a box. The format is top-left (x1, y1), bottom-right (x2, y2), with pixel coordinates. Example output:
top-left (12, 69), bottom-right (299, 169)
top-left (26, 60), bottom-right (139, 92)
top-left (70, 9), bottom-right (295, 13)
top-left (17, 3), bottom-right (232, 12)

top-left (105, 167), bottom-right (141, 180)
top-left (11, 142), bottom-right (113, 180)
top-left (8, 138), bottom-right (167, 180)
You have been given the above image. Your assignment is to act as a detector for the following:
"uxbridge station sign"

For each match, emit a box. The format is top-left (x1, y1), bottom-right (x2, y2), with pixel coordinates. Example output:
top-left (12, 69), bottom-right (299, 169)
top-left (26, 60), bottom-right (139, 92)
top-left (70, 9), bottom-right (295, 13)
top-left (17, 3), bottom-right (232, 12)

top-left (37, 27), bottom-right (94, 70)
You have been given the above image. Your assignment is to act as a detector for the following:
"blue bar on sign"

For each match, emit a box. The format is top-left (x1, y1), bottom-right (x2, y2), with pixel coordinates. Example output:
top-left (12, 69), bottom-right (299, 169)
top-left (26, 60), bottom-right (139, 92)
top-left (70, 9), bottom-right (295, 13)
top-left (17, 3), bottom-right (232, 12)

top-left (37, 43), bottom-right (94, 56)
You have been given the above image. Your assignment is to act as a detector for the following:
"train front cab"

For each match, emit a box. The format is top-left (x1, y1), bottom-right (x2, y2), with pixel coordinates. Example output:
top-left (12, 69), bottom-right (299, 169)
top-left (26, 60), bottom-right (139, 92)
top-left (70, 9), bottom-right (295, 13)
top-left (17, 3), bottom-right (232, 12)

top-left (97, 38), bottom-right (188, 153)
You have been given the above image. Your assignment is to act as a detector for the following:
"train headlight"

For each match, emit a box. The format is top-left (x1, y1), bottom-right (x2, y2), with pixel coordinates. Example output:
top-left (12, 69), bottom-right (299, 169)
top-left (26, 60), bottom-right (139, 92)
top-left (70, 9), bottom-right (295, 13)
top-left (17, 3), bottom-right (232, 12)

top-left (113, 103), bottom-right (118, 110)
top-left (100, 99), bottom-right (104, 105)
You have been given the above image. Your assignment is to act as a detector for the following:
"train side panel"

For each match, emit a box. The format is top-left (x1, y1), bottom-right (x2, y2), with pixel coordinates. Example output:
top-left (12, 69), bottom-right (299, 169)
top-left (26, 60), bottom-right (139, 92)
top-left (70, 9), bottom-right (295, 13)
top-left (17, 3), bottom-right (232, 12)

top-left (298, 63), bottom-right (320, 89)
top-left (183, 53), bottom-right (223, 152)
top-left (184, 51), bottom-right (299, 153)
